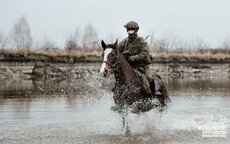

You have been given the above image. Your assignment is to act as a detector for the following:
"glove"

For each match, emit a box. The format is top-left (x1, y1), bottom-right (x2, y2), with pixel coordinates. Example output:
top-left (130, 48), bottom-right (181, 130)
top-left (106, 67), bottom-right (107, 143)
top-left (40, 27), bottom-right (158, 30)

top-left (123, 50), bottom-right (130, 60)
top-left (128, 55), bottom-right (136, 62)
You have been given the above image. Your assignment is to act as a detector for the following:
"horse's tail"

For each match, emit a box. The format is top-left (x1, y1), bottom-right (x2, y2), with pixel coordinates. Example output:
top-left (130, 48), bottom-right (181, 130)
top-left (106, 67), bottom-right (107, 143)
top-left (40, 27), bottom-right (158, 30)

top-left (156, 79), bottom-right (171, 109)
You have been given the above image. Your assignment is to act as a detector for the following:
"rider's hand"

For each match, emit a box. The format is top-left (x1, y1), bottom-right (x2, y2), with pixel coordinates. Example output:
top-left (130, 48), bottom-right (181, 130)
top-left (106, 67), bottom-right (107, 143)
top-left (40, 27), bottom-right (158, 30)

top-left (128, 55), bottom-right (137, 62)
top-left (123, 50), bottom-right (130, 60)
top-left (128, 56), bottom-right (135, 62)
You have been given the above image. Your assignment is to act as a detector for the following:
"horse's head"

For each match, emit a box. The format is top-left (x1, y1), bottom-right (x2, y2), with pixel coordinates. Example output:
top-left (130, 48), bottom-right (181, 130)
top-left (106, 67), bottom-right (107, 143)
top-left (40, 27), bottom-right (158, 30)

top-left (99, 39), bottom-right (118, 77)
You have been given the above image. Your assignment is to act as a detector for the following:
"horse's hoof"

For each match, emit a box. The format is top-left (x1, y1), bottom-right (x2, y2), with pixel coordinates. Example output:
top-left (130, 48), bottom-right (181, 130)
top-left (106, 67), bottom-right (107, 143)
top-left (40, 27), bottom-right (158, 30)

top-left (124, 128), bottom-right (131, 136)
top-left (111, 105), bottom-right (122, 112)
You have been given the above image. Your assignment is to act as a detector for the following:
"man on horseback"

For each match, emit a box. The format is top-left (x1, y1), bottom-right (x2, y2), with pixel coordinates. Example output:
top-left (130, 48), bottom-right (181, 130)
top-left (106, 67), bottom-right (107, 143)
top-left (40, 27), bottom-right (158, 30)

top-left (111, 21), bottom-right (158, 111)
top-left (118, 21), bottom-right (154, 96)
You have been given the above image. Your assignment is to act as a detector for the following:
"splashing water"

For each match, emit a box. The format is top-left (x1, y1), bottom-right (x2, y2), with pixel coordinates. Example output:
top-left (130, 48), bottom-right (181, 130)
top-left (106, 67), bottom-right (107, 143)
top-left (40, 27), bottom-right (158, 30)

top-left (0, 66), bottom-right (230, 144)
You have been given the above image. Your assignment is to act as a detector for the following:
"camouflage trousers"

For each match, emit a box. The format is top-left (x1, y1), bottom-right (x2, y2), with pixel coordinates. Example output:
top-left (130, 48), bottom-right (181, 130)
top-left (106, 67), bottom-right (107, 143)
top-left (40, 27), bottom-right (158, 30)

top-left (135, 65), bottom-right (163, 95)
top-left (134, 65), bottom-right (152, 96)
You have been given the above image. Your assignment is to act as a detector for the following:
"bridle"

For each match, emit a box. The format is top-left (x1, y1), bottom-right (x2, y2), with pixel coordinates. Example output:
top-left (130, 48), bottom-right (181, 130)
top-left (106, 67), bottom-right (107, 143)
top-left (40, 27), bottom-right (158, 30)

top-left (102, 49), bottom-right (120, 70)
top-left (102, 60), bottom-right (113, 67)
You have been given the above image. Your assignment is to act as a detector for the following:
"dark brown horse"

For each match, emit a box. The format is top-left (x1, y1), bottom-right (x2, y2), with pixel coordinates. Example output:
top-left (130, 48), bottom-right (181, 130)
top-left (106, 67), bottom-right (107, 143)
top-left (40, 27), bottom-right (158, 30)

top-left (100, 39), bottom-right (170, 135)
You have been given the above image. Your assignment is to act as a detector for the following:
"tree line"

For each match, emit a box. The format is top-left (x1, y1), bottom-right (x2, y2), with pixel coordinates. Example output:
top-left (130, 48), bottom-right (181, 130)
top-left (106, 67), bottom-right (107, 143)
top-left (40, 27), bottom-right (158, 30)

top-left (0, 16), bottom-right (230, 54)
top-left (0, 16), bottom-right (101, 51)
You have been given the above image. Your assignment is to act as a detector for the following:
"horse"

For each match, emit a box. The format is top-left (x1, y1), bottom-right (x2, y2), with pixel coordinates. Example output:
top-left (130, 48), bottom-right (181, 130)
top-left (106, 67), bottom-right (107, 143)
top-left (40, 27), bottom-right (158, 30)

top-left (99, 39), bottom-right (170, 135)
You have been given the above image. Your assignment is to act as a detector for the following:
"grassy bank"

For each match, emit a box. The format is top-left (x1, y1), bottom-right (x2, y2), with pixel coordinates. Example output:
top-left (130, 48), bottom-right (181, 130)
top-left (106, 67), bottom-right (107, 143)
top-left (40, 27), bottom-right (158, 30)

top-left (151, 52), bottom-right (230, 63)
top-left (0, 48), bottom-right (102, 63)
top-left (0, 48), bottom-right (230, 63)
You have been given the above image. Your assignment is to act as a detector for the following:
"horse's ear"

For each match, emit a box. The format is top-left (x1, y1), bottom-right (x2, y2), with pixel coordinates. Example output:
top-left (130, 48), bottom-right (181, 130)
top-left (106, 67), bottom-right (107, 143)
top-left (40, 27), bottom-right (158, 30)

top-left (101, 40), bottom-right (107, 50)
top-left (113, 39), bottom-right (118, 49)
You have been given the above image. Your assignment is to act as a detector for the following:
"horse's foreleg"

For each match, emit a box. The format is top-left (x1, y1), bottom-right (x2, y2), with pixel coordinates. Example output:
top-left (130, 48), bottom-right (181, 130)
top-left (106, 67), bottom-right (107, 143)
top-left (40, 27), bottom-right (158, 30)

top-left (122, 115), bottom-right (131, 136)
top-left (121, 106), bottom-right (131, 136)
top-left (122, 116), bottom-right (126, 128)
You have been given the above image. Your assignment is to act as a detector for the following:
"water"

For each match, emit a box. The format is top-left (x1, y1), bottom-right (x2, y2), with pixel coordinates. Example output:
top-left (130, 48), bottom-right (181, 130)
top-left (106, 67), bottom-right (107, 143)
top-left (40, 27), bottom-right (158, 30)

top-left (0, 64), bottom-right (229, 144)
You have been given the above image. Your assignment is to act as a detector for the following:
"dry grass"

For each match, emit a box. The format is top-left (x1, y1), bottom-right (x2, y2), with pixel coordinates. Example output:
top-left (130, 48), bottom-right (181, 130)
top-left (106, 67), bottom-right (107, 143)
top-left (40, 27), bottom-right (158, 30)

top-left (0, 47), bottom-right (229, 63)
top-left (0, 48), bottom-right (102, 57)
top-left (151, 51), bottom-right (230, 62)
top-left (66, 48), bottom-right (102, 57)
top-left (0, 48), bottom-right (32, 56)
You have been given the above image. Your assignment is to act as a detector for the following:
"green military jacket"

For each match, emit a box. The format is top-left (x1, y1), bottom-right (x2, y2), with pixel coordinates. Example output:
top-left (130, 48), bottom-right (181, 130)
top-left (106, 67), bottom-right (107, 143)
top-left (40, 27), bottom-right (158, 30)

top-left (118, 36), bottom-right (153, 67)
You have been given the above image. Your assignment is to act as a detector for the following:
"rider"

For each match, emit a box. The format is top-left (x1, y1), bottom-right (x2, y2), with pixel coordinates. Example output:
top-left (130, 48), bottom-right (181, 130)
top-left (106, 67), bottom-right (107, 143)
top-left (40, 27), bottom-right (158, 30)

top-left (112, 21), bottom-right (155, 111)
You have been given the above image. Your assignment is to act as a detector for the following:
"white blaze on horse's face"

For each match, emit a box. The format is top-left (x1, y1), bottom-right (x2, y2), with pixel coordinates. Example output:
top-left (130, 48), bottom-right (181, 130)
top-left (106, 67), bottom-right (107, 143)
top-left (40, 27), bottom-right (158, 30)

top-left (100, 48), bottom-right (113, 76)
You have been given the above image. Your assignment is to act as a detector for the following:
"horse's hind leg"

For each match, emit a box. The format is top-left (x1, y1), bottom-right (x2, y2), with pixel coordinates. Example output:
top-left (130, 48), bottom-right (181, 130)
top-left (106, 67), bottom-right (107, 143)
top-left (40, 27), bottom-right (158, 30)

top-left (152, 79), bottom-right (170, 111)
top-left (150, 80), bottom-right (156, 98)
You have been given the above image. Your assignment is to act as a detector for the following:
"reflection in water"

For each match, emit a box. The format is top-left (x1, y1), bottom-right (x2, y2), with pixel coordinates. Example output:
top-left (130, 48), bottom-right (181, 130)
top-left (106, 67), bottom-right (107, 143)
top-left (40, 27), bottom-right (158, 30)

top-left (166, 75), bottom-right (230, 97)
top-left (12, 99), bottom-right (32, 120)
top-left (1, 70), bottom-right (229, 99)
top-left (0, 65), bottom-right (229, 144)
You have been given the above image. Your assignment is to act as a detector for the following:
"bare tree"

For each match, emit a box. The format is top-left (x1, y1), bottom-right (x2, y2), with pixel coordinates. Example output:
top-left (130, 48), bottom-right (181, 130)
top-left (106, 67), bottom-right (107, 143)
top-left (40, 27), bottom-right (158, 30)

top-left (189, 38), bottom-right (209, 52)
top-left (153, 37), bottom-right (174, 52)
top-left (81, 24), bottom-right (99, 49)
top-left (105, 33), bottom-right (116, 44)
top-left (149, 31), bottom-right (178, 52)
top-left (221, 36), bottom-right (230, 49)
top-left (173, 38), bottom-right (191, 52)
top-left (10, 16), bottom-right (32, 49)
top-left (38, 37), bottom-right (57, 50)
top-left (0, 31), bottom-right (10, 48)
top-left (147, 31), bottom-right (155, 50)
top-left (65, 27), bottom-right (81, 51)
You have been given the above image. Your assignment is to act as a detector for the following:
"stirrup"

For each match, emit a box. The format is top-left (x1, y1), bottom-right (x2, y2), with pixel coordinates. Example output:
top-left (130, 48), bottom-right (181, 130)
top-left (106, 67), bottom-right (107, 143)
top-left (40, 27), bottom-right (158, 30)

top-left (155, 91), bottom-right (161, 95)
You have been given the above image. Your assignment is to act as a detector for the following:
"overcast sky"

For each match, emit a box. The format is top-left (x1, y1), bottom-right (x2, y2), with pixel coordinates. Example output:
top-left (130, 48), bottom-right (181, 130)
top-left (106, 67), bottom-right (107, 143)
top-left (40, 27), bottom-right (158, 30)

top-left (1, 0), bottom-right (230, 47)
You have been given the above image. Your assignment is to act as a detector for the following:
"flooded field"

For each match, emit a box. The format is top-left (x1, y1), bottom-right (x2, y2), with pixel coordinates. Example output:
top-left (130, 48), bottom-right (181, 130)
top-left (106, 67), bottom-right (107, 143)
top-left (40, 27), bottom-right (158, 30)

top-left (0, 63), bottom-right (230, 144)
